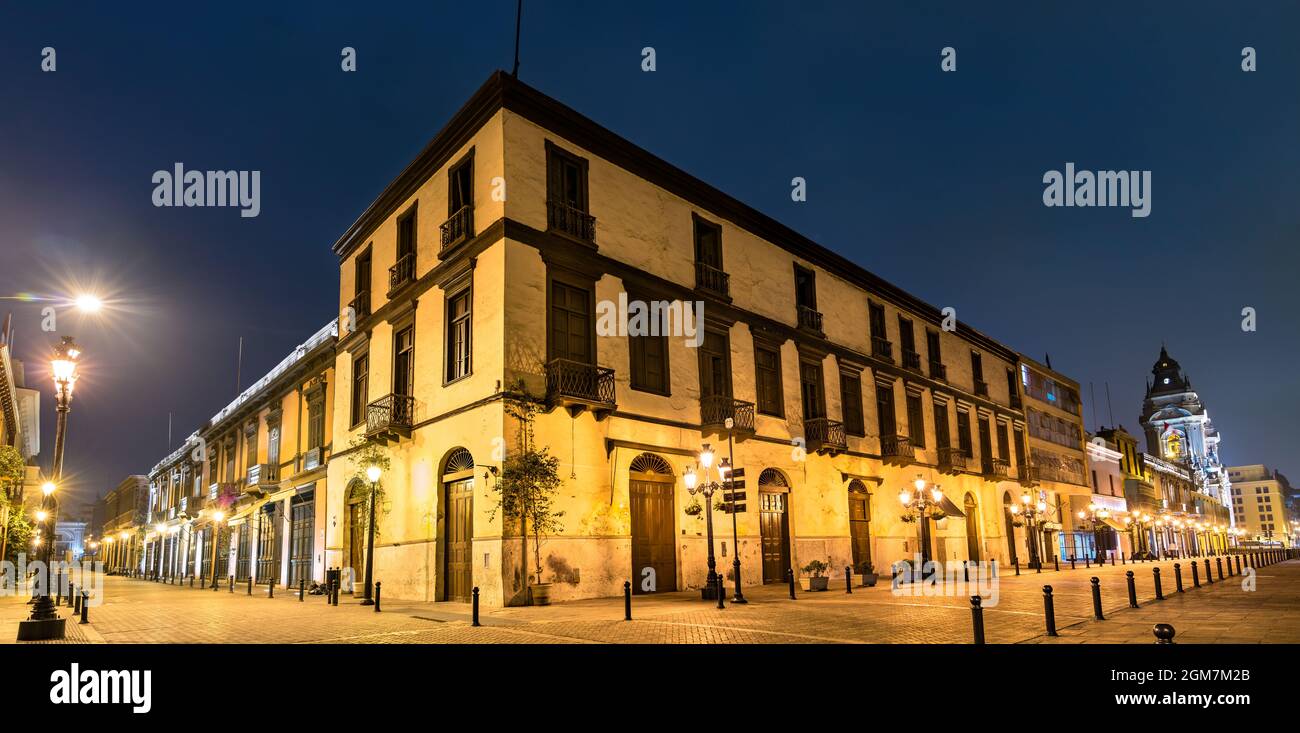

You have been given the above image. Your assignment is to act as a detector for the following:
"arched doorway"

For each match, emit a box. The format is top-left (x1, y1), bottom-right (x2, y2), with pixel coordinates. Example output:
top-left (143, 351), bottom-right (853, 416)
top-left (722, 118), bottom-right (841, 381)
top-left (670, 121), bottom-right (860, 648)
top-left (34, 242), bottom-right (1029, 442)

top-left (964, 493), bottom-right (980, 561)
top-left (345, 479), bottom-right (367, 590)
top-left (441, 448), bottom-right (475, 602)
top-left (1002, 491), bottom-right (1018, 566)
top-left (629, 453), bottom-right (676, 594)
top-left (758, 468), bottom-right (791, 583)
top-left (847, 480), bottom-right (872, 574)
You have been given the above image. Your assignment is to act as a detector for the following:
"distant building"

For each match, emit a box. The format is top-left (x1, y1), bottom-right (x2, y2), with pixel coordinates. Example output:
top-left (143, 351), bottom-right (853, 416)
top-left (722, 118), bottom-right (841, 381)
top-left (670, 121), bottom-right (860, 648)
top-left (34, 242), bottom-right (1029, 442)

top-left (1226, 465), bottom-right (1296, 548)
top-left (1, 313), bottom-right (43, 561)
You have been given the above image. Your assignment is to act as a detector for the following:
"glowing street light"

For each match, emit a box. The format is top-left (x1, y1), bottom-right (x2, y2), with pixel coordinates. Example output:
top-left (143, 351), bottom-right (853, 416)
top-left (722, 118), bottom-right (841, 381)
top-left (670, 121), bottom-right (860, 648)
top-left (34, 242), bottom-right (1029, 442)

top-left (361, 463), bottom-right (382, 605)
top-left (73, 294), bottom-right (103, 313)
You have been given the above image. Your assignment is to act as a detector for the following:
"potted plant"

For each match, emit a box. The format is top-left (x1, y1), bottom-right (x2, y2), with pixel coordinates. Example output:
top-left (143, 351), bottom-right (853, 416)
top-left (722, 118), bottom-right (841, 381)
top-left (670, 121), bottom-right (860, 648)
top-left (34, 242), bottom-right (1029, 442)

top-left (802, 558), bottom-right (832, 591)
top-left (859, 562), bottom-right (878, 587)
top-left (683, 497), bottom-right (702, 516)
top-left (492, 381), bottom-right (566, 606)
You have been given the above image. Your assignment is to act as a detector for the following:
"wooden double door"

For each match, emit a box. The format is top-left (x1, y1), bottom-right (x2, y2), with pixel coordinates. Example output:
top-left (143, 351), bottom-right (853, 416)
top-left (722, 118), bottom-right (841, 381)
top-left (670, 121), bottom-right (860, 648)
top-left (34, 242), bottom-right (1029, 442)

top-left (630, 478), bottom-right (677, 594)
top-left (760, 492), bottom-right (791, 583)
top-left (443, 477), bottom-right (474, 602)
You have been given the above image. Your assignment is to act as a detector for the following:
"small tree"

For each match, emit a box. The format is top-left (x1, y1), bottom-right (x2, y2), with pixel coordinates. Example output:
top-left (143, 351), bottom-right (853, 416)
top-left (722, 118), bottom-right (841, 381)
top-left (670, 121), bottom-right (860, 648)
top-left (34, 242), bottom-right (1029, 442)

top-left (345, 437), bottom-right (391, 538)
top-left (492, 380), bottom-right (564, 588)
top-left (0, 445), bottom-right (26, 563)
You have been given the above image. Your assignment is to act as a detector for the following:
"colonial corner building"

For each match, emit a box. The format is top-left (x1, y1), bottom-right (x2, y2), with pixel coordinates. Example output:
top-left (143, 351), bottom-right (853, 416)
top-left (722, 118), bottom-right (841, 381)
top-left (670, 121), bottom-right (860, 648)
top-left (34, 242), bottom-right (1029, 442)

top-left (106, 72), bottom-right (1242, 607)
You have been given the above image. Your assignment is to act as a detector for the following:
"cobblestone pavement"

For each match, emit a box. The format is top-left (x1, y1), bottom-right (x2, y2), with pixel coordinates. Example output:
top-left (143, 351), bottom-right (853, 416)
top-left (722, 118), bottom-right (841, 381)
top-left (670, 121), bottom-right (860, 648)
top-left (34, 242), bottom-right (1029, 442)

top-left (2, 555), bottom-right (1293, 644)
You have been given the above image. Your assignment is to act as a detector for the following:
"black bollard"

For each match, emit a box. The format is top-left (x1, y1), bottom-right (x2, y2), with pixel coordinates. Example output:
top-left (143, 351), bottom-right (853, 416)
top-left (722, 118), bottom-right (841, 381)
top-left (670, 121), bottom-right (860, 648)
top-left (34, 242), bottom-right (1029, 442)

top-left (1070, 555), bottom-right (1076, 570)
top-left (72, 586), bottom-right (80, 614)
top-left (1153, 623), bottom-right (1176, 644)
top-left (1110, 553), bottom-right (1115, 566)
top-left (1191, 559), bottom-right (1200, 588)
top-left (846, 566), bottom-right (853, 594)
top-left (247, 576), bottom-right (252, 596)
top-left (1053, 556), bottom-right (1059, 572)
top-left (1014, 558), bottom-right (1020, 576)
top-left (1085, 555), bottom-right (1090, 569)
top-left (300, 579), bottom-right (305, 602)
top-left (56, 574), bottom-right (62, 606)
top-left (970, 595), bottom-right (985, 644)
top-left (1126, 571), bottom-right (1139, 608)
top-left (1042, 585), bottom-right (1058, 636)
top-left (1204, 559), bottom-right (1213, 584)
top-left (474, 586), bottom-right (483, 626)
top-left (190, 575), bottom-right (194, 588)
top-left (1236, 556), bottom-right (1242, 575)
top-left (374, 582), bottom-right (381, 612)
top-left (1174, 563), bottom-right (1183, 592)
top-left (79, 592), bottom-right (89, 625)
top-left (1090, 577), bottom-right (1104, 620)
top-left (787, 567), bottom-right (797, 600)
top-left (332, 580), bottom-right (340, 606)
top-left (1121, 552), bottom-right (1126, 566)
top-left (716, 574), bottom-right (725, 609)
top-left (229, 575), bottom-right (234, 593)
top-left (1153, 567), bottom-right (1163, 600)
top-left (1216, 557), bottom-right (1224, 581)
top-left (268, 580), bottom-right (274, 598)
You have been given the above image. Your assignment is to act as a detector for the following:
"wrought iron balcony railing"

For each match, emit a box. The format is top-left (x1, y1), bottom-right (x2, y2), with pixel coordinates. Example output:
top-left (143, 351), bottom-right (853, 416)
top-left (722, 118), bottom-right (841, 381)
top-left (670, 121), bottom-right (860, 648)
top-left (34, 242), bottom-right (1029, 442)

top-left (796, 304), bottom-right (823, 333)
top-left (545, 359), bottom-right (616, 416)
top-left (366, 393), bottom-right (416, 442)
top-left (547, 200), bottom-right (596, 243)
top-left (388, 253), bottom-right (415, 295)
top-left (349, 291), bottom-right (371, 322)
top-left (694, 261), bottom-right (730, 298)
top-left (700, 395), bottom-right (755, 435)
top-left (439, 205), bottom-right (474, 256)
top-left (881, 434), bottom-right (915, 463)
top-left (982, 457), bottom-right (1009, 480)
top-left (938, 446), bottom-right (967, 474)
top-left (930, 360), bottom-right (947, 381)
top-left (804, 417), bottom-right (847, 454)
top-left (872, 337), bottom-right (893, 360)
top-left (902, 348), bottom-right (921, 371)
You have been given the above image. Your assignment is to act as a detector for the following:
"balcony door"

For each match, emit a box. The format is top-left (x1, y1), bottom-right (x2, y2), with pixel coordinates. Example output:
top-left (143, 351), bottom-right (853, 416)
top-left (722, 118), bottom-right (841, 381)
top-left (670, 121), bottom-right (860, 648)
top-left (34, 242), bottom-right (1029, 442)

top-left (698, 330), bottom-right (731, 399)
top-left (550, 280), bottom-right (592, 364)
top-left (799, 361), bottom-right (825, 420)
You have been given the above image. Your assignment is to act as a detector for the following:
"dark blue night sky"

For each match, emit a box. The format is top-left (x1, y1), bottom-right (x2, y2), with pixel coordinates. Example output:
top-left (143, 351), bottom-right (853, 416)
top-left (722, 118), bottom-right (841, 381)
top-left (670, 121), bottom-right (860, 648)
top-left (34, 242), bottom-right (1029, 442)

top-left (2, 2), bottom-right (1297, 513)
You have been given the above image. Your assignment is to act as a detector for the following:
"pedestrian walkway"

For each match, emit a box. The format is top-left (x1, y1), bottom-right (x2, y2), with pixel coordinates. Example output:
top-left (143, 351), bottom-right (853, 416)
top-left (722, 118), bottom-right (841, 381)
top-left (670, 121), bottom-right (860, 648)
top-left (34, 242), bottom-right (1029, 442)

top-left (3, 553), bottom-right (1293, 644)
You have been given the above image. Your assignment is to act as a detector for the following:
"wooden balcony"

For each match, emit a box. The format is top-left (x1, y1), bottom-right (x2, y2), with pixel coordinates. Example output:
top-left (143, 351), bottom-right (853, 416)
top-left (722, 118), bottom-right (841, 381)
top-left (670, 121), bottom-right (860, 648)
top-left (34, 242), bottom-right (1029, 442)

top-left (881, 434), bottom-right (915, 464)
top-left (366, 393), bottom-right (415, 443)
top-left (439, 205), bottom-right (474, 257)
top-left (545, 359), bottom-right (616, 418)
top-left (929, 361), bottom-right (947, 382)
top-left (938, 446), bottom-right (967, 474)
top-left (694, 261), bottom-right (730, 298)
top-left (872, 337), bottom-right (893, 360)
top-left (349, 291), bottom-right (371, 322)
top-left (796, 304), bottom-right (823, 334)
top-left (245, 463), bottom-right (279, 494)
top-left (388, 253), bottom-right (415, 296)
top-left (700, 395), bottom-right (755, 438)
top-left (303, 446), bottom-right (322, 471)
top-left (547, 199), bottom-right (596, 243)
top-left (804, 417), bottom-right (846, 455)
top-left (982, 457), bottom-right (1010, 481)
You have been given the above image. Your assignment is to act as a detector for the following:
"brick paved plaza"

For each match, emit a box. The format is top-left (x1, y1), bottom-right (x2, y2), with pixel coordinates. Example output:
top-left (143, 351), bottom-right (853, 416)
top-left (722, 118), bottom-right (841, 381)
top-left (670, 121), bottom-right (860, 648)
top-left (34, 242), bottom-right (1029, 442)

top-left (4, 556), bottom-right (1296, 644)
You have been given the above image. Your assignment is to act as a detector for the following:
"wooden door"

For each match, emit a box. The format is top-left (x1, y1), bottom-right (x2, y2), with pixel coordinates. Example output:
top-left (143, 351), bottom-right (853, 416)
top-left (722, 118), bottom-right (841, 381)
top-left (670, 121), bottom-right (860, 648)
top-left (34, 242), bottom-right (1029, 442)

top-left (630, 479), bottom-right (676, 593)
top-left (964, 494), bottom-right (980, 561)
top-left (348, 501), bottom-right (365, 582)
top-left (444, 478), bottom-right (474, 602)
top-left (760, 492), bottom-right (790, 583)
top-left (848, 493), bottom-right (872, 572)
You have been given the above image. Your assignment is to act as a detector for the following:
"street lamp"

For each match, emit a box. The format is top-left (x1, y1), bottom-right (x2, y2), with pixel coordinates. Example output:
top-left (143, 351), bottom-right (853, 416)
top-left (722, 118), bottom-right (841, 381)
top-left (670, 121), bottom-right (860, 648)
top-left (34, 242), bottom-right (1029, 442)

top-left (208, 511), bottom-right (225, 589)
top-left (684, 443), bottom-right (726, 600)
top-left (899, 475), bottom-right (945, 574)
top-left (360, 463), bottom-right (381, 605)
top-left (20, 480), bottom-right (61, 635)
top-left (1010, 489), bottom-right (1048, 570)
top-left (1077, 503), bottom-right (1110, 564)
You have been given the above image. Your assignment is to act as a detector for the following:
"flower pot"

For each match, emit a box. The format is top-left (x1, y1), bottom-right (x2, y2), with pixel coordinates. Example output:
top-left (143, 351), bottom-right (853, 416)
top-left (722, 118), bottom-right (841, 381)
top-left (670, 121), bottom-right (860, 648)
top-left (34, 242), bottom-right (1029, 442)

top-left (529, 582), bottom-right (552, 606)
top-left (808, 576), bottom-right (829, 592)
top-left (862, 573), bottom-right (878, 588)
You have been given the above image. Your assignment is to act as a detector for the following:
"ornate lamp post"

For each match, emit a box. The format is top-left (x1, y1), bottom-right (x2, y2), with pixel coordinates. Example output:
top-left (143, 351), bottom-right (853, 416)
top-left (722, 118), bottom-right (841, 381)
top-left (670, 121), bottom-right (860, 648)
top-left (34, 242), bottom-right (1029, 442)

top-left (898, 475), bottom-right (944, 573)
top-left (1010, 489), bottom-right (1048, 570)
top-left (1077, 503), bottom-right (1110, 564)
top-left (18, 481), bottom-right (61, 639)
top-left (684, 444), bottom-right (724, 599)
top-left (361, 463), bottom-right (381, 605)
top-left (208, 510), bottom-right (225, 588)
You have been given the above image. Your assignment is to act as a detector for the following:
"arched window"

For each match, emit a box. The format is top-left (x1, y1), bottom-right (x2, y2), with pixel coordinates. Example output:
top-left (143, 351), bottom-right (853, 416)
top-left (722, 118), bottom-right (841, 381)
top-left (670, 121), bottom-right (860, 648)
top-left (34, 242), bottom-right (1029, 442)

top-left (629, 453), bottom-right (673, 476)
